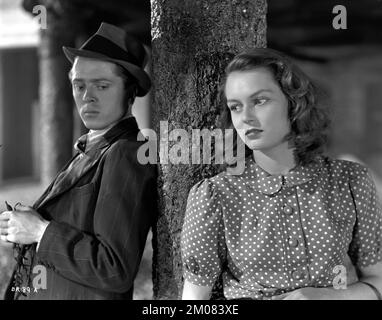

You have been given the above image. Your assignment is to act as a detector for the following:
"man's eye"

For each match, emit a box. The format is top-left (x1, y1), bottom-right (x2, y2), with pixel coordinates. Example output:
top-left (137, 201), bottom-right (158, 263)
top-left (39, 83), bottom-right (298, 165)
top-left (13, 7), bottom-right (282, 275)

top-left (73, 84), bottom-right (84, 91)
top-left (96, 84), bottom-right (109, 90)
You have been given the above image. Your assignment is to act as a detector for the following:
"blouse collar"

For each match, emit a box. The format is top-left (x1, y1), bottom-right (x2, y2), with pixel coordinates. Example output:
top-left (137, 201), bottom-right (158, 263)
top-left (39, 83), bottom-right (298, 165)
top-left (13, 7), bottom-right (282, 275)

top-left (241, 156), bottom-right (324, 196)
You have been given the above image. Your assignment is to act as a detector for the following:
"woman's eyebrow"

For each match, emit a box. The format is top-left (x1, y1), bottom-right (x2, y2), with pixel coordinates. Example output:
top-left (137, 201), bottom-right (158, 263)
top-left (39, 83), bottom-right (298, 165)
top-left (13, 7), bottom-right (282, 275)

top-left (249, 89), bottom-right (274, 98)
top-left (226, 89), bottom-right (274, 103)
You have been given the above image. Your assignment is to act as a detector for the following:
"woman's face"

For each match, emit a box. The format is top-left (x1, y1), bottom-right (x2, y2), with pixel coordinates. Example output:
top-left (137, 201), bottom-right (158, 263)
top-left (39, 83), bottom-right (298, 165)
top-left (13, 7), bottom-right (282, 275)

top-left (225, 67), bottom-right (291, 154)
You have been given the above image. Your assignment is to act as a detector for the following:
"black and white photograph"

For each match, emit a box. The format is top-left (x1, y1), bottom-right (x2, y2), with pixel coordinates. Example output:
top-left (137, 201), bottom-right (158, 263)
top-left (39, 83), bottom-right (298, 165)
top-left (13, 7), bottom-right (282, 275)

top-left (0, 0), bottom-right (381, 310)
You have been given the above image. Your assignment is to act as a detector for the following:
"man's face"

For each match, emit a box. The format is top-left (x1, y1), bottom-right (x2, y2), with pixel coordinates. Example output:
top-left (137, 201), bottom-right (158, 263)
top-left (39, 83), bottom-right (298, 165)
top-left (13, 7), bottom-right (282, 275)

top-left (70, 57), bottom-right (126, 130)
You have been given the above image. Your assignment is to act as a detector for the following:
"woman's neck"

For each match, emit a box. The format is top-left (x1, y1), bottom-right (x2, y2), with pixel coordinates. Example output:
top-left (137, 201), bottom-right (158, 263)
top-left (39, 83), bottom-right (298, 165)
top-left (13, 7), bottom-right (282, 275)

top-left (253, 142), bottom-right (296, 175)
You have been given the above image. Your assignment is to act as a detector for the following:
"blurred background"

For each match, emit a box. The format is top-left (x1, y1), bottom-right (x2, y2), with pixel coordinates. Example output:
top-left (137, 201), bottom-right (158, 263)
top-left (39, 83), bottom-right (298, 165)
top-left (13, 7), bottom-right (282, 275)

top-left (1, 0), bottom-right (381, 299)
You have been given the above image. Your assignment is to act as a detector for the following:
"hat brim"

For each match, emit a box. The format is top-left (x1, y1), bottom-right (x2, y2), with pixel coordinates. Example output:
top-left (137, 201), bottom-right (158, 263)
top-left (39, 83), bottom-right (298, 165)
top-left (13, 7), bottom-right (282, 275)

top-left (63, 46), bottom-right (151, 97)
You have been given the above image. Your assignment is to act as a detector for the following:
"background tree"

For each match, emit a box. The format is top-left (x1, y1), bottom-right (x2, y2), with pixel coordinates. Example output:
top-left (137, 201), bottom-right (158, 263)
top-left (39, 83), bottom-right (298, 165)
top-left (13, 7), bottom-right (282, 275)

top-left (151, 0), bottom-right (267, 299)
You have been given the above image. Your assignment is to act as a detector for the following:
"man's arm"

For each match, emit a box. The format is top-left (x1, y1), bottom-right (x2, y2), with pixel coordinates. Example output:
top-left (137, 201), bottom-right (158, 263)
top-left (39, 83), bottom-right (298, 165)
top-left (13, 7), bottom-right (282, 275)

top-left (0, 206), bottom-right (49, 244)
top-left (2, 141), bottom-right (157, 293)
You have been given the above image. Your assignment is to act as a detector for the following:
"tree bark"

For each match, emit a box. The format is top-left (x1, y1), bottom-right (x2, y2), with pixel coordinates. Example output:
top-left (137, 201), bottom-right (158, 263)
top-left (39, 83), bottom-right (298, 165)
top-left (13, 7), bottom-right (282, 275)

top-left (151, 0), bottom-right (267, 299)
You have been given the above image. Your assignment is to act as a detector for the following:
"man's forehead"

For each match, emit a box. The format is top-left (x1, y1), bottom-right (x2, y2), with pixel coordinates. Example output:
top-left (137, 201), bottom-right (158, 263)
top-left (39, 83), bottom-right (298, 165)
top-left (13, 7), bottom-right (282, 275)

top-left (71, 57), bottom-right (118, 79)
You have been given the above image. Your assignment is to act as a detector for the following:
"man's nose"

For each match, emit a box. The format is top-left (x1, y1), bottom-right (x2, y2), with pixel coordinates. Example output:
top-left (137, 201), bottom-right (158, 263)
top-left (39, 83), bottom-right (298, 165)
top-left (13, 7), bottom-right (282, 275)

top-left (82, 87), bottom-right (96, 102)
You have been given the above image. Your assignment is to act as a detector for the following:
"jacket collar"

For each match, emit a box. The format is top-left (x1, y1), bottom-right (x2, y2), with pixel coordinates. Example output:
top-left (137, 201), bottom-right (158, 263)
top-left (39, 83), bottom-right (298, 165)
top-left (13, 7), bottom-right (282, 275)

top-left (34, 117), bottom-right (140, 209)
top-left (74, 116), bottom-right (139, 154)
top-left (241, 156), bottom-right (324, 196)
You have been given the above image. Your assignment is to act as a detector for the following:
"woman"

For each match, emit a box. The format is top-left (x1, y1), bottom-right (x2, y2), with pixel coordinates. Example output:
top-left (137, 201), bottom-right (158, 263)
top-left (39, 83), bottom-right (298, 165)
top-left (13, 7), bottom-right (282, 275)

top-left (181, 48), bottom-right (382, 300)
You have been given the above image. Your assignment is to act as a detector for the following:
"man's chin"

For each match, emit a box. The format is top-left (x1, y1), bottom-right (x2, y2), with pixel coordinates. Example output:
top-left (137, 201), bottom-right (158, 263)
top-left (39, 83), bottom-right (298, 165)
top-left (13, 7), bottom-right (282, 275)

top-left (83, 121), bottom-right (107, 131)
top-left (82, 118), bottom-right (120, 131)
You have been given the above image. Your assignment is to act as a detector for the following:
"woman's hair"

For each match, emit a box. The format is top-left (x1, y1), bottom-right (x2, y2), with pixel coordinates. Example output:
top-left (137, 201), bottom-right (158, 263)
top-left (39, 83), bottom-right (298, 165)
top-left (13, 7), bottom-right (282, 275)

top-left (219, 48), bottom-right (330, 166)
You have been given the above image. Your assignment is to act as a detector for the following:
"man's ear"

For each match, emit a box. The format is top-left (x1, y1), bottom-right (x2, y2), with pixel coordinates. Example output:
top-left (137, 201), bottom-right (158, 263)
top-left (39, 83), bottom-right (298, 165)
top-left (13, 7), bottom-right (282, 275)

top-left (125, 84), bottom-right (137, 105)
top-left (126, 101), bottom-right (134, 115)
top-left (126, 83), bottom-right (138, 99)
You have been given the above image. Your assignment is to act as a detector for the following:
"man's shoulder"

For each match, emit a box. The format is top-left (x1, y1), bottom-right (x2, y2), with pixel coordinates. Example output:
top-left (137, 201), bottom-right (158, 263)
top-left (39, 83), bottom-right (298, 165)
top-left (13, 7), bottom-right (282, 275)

top-left (105, 132), bottom-right (157, 173)
top-left (109, 130), bottom-right (148, 150)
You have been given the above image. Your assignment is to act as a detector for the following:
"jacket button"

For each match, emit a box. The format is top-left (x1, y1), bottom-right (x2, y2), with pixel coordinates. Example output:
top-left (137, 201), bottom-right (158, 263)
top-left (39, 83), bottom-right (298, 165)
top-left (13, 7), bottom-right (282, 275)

top-left (283, 204), bottom-right (294, 216)
top-left (288, 237), bottom-right (299, 248)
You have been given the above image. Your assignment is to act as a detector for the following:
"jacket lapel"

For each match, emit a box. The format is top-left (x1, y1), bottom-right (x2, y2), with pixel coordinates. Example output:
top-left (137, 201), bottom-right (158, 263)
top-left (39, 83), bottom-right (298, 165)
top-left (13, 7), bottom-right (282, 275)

top-left (33, 153), bottom-right (80, 209)
top-left (34, 117), bottom-right (140, 209)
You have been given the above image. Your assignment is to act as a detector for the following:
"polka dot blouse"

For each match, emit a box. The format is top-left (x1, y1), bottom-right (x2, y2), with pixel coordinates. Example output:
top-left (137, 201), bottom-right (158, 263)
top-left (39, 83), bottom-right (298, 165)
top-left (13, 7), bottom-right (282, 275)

top-left (181, 156), bottom-right (382, 299)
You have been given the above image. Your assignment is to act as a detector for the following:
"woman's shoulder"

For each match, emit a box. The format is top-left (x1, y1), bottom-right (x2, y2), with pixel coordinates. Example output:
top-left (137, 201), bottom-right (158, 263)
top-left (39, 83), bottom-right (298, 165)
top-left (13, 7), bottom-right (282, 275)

top-left (188, 171), bottom-right (228, 199)
top-left (320, 156), bottom-right (371, 183)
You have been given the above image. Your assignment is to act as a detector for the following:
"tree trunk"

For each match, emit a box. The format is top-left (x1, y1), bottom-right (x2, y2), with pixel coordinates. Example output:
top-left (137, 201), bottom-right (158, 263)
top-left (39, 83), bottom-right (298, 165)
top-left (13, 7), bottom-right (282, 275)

top-left (151, 0), bottom-right (267, 299)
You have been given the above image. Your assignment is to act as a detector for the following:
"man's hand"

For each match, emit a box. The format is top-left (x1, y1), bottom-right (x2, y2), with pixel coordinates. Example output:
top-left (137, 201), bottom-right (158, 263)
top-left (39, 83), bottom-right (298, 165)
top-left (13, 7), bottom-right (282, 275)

top-left (0, 205), bottom-right (49, 245)
top-left (271, 287), bottom-right (344, 300)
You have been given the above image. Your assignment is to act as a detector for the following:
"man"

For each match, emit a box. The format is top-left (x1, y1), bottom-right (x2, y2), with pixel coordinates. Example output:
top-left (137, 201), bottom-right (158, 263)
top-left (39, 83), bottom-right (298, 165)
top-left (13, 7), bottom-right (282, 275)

top-left (0, 22), bottom-right (157, 300)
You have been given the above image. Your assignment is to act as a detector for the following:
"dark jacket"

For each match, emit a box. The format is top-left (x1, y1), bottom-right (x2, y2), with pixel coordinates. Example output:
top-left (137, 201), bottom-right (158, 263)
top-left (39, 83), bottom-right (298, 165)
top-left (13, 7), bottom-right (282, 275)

top-left (5, 117), bottom-right (157, 300)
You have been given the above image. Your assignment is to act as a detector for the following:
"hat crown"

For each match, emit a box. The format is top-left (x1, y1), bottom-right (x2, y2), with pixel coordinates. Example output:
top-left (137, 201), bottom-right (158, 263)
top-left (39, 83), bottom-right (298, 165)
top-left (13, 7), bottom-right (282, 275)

top-left (62, 22), bottom-right (151, 96)
top-left (82, 22), bottom-right (146, 68)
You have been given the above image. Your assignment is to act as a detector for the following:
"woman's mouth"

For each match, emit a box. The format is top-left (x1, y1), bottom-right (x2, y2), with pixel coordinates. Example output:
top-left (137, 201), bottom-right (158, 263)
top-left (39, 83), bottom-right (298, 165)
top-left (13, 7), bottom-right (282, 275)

top-left (245, 128), bottom-right (263, 139)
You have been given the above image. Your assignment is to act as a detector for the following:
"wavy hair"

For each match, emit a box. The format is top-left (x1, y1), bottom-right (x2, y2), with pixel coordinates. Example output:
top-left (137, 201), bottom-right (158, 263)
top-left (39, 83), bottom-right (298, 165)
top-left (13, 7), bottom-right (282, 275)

top-left (219, 48), bottom-right (330, 166)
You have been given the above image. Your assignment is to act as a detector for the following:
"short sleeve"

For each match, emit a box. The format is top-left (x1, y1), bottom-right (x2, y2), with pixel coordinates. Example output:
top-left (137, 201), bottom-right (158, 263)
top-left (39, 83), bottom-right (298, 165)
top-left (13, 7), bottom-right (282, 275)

top-left (181, 178), bottom-right (227, 286)
top-left (348, 164), bottom-right (382, 267)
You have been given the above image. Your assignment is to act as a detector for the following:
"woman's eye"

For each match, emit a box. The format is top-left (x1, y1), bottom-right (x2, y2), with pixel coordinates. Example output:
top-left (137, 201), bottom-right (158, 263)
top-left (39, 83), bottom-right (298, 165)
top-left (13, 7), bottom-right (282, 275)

top-left (228, 104), bottom-right (240, 112)
top-left (254, 98), bottom-right (268, 106)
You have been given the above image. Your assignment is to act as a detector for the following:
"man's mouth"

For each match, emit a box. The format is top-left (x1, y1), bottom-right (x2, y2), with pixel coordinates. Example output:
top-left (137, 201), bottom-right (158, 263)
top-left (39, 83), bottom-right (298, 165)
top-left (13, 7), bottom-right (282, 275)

top-left (83, 109), bottom-right (99, 115)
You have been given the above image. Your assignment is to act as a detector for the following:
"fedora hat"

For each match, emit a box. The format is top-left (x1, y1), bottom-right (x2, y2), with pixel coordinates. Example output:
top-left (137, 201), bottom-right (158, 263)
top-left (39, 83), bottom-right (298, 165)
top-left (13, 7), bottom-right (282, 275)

top-left (63, 22), bottom-right (151, 97)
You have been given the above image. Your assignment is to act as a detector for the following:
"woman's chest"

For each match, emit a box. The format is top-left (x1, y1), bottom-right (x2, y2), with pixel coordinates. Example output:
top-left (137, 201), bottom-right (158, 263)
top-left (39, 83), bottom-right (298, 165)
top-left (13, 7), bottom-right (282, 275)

top-left (219, 178), bottom-right (357, 262)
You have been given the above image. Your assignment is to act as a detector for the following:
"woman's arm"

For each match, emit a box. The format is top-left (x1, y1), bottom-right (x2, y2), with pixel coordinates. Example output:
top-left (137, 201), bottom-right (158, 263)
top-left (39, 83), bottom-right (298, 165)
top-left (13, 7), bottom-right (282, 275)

top-left (339, 261), bottom-right (382, 300)
top-left (272, 261), bottom-right (382, 300)
top-left (182, 280), bottom-right (213, 300)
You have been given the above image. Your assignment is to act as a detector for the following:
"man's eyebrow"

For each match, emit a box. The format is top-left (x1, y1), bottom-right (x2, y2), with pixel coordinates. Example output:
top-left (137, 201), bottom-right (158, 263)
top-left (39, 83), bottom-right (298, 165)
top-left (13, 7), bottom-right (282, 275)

top-left (71, 78), bottom-right (113, 83)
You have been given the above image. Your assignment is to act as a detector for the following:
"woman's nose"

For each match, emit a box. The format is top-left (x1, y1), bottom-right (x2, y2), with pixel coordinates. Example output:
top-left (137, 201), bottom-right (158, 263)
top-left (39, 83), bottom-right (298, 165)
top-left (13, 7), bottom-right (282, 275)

top-left (242, 105), bottom-right (257, 123)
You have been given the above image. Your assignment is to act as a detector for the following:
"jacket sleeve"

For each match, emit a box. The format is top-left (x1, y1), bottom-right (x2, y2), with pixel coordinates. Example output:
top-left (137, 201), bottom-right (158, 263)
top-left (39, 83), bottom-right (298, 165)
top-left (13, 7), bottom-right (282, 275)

top-left (36, 141), bottom-right (157, 293)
